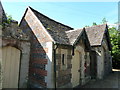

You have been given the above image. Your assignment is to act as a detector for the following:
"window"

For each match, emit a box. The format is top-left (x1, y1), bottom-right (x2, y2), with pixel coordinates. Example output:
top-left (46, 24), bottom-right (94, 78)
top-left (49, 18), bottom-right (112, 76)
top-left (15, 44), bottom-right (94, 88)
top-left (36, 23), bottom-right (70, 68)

top-left (62, 54), bottom-right (65, 65)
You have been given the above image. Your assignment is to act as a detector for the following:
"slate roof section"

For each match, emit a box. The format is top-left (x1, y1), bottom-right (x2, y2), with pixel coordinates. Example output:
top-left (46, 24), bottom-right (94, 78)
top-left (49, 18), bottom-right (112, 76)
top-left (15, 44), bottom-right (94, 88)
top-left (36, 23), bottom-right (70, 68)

top-left (27, 7), bottom-right (90, 46)
top-left (66, 28), bottom-right (83, 45)
top-left (29, 7), bottom-right (74, 45)
top-left (0, 1), bottom-right (7, 24)
top-left (85, 24), bottom-right (107, 46)
top-left (21, 7), bottom-right (110, 49)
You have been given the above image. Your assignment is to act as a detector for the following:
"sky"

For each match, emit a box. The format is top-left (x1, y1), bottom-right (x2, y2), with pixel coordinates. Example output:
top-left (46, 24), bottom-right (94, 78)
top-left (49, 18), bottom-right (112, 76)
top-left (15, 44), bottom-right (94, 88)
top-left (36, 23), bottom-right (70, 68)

top-left (1, 1), bottom-right (118, 29)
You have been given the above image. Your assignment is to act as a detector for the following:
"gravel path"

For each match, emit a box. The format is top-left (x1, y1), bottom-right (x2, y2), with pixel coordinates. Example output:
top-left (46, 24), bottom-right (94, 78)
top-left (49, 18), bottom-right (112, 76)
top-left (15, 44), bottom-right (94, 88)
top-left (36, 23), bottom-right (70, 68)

top-left (80, 69), bottom-right (120, 89)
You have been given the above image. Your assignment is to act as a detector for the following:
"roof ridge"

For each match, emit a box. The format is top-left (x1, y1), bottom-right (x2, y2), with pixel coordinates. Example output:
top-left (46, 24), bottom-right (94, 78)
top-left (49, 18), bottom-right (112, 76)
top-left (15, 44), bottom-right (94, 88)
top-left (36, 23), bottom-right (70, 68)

top-left (28, 6), bottom-right (73, 29)
top-left (85, 24), bottom-right (107, 29)
top-left (66, 28), bottom-right (83, 33)
top-left (27, 6), bottom-right (55, 42)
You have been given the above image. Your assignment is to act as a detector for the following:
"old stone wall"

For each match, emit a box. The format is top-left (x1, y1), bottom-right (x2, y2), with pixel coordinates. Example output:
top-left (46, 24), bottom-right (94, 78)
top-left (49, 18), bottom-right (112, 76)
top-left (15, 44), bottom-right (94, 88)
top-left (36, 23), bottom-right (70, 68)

top-left (19, 41), bottom-right (30, 88)
top-left (92, 47), bottom-right (104, 79)
top-left (2, 39), bottom-right (30, 88)
top-left (71, 39), bottom-right (91, 87)
top-left (102, 35), bottom-right (112, 77)
top-left (55, 45), bottom-right (72, 88)
top-left (91, 34), bottom-right (112, 79)
top-left (55, 38), bottom-right (91, 88)
top-left (1, 21), bottom-right (30, 88)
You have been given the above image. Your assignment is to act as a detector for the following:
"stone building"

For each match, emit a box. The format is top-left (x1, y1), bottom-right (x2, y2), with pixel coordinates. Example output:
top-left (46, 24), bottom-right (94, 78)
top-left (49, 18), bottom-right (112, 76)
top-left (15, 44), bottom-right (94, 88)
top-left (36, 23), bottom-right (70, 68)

top-left (19, 7), bottom-right (91, 88)
top-left (85, 24), bottom-right (112, 79)
top-left (0, 2), bottom-right (30, 88)
top-left (0, 3), bottom-right (113, 88)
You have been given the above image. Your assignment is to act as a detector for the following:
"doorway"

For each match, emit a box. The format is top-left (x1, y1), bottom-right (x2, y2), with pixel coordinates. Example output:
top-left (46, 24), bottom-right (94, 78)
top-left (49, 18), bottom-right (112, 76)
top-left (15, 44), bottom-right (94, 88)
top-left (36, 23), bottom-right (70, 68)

top-left (2, 46), bottom-right (21, 88)
top-left (71, 51), bottom-right (81, 87)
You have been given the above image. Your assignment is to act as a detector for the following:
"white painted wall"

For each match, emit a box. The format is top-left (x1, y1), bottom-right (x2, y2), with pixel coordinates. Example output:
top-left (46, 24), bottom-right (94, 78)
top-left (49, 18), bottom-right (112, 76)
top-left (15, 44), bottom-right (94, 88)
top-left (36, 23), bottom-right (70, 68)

top-left (45, 42), bottom-right (54, 88)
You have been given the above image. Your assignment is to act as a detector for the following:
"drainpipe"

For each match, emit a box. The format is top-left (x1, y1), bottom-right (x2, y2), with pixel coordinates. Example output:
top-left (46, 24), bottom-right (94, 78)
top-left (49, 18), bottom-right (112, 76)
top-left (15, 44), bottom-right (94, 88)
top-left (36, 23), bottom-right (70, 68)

top-left (53, 44), bottom-right (58, 89)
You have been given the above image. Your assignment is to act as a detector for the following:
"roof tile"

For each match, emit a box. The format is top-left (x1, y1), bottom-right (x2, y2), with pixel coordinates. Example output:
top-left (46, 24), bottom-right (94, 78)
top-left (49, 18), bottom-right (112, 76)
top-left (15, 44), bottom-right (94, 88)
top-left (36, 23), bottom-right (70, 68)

top-left (85, 24), bottom-right (107, 46)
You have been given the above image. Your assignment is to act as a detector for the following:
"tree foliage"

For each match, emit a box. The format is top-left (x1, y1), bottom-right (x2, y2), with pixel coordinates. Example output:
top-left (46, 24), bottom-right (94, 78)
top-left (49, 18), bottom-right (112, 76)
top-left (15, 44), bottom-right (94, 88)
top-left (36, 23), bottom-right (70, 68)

top-left (108, 27), bottom-right (120, 68)
top-left (92, 22), bottom-right (97, 26)
top-left (1, 13), bottom-right (13, 27)
top-left (85, 25), bottom-right (89, 27)
top-left (4, 13), bottom-right (13, 24)
top-left (6, 14), bottom-right (13, 24)
top-left (101, 17), bottom-right (108, 24)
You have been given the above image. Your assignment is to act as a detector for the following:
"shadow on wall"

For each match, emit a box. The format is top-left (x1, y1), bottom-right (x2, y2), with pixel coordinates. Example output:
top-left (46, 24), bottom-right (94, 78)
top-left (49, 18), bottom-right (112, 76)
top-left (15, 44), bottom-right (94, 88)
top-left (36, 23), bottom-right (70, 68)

top-left (21, 20), bottom-right (53, 88)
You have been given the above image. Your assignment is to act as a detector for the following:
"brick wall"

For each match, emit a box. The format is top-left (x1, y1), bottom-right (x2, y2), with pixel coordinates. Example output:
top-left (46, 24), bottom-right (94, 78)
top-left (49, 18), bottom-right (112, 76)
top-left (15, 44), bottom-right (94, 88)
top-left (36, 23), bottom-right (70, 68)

top-left (29, 33), bottom-right (48, 88)
top-left (20, 9), bottom-right (53, 88)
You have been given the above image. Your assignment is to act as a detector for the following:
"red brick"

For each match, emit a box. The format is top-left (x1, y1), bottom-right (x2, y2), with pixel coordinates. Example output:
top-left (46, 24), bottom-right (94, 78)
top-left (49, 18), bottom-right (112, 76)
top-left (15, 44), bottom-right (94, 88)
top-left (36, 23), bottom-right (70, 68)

top-left (30, 59), bottom-right (48, 64)
top-left (30, 76), bottom-right (47, 87)
top-left (32, 48), bottom-right (48, 53)
top-left (29, 68), bottom-right (47, 76)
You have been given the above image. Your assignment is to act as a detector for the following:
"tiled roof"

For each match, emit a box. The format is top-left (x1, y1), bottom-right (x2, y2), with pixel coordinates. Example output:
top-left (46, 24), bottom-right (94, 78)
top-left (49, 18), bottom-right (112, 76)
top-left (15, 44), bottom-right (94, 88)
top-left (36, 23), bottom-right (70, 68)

top-left (85, 24), bottom-right (107, 46)
top-left (28, 7), bottom-right (90, 46)
top-left (66, 28), bottom-right (83, 45)
top-left (26, 7), bottom-right (109, 47)
top-left (29, 7), bottom-right (73, 45)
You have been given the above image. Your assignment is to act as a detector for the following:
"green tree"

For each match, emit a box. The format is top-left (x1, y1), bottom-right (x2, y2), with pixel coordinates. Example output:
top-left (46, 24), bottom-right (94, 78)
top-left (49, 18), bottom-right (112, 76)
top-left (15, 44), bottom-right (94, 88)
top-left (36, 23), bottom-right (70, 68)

top-left (109, 27), bottom-right (120, 68)
top-left (101, 17), bottom-right (108, 24)
top-left (1, 14), bottom-right (13, 25)
top-left (5, 13), bottom-right (13, 24)
top-left (85, 25), bottom-right (89, 27)
top-left (1, 13), bottom-right (13, 28)
top-left (92, 22), bottom-right (97, 26)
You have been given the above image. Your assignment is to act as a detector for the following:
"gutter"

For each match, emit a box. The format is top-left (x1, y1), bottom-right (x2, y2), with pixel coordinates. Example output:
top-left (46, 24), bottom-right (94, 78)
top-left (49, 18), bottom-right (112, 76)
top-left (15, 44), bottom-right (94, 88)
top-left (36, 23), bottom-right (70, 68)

top-left (53, 43), bottom-right (58, 89)
top-left (53, 42), bottom-right (74, 89)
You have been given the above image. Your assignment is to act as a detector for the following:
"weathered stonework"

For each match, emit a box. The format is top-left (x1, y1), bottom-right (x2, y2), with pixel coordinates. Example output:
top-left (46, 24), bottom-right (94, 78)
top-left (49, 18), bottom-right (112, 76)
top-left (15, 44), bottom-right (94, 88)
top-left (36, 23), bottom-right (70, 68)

top-left (91, 34), bottom-right (112, 79)
top-left (1, 20), bottom-right (30, 88)
top-left (56, 46), bottom-right (72, 88)
top-left (71, 38), bottom-right (91, 87)
top-left (2, 21), bottom-right (29, 41)
top-left (19, 6), bottom-right (112, 89)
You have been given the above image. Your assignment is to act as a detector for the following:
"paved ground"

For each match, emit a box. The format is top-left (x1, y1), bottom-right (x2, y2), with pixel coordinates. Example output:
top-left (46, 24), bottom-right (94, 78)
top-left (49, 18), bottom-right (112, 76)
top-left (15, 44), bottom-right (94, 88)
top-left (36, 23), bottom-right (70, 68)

top-left (80, 69), bottom-right (120, 89)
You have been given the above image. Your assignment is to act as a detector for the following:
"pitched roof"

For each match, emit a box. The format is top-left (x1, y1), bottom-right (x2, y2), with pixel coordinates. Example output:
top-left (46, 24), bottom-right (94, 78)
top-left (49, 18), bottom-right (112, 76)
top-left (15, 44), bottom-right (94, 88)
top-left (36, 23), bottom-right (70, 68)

top-left (0, 1), bottom-right (7, 24)
top-left (20, 7), bottom-right (89, 47)
top-left (66, 28), bottom-right (83, 45)
top-left (85, 24), bottom-right (107, 46)
top-left (29, 7), bottom-right (73, 45)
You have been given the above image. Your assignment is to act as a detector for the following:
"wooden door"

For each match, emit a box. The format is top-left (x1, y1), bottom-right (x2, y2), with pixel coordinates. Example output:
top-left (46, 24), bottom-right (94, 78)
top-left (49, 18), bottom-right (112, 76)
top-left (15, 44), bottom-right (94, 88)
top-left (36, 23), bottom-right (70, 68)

top-left (2, 46), bottom-right (20, 88)
top-left (71, 51), bottom-right (81, 87)
top-left (90, 51), bottom-right (97, 79)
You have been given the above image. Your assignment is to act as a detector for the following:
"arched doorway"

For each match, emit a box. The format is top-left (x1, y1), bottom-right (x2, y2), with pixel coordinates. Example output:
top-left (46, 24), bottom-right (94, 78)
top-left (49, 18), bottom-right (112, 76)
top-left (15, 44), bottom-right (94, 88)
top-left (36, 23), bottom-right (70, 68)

top-left (2, 46), bottom-right (21, 88)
